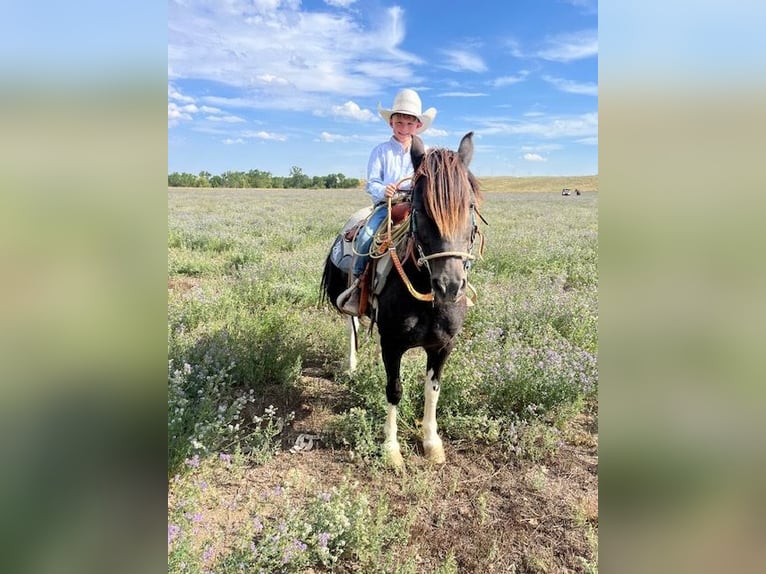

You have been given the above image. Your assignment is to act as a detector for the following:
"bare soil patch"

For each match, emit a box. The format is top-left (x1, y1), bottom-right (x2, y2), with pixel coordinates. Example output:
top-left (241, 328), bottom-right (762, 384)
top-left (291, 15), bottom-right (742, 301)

top-left (228, 373), bottom-right (598, 572)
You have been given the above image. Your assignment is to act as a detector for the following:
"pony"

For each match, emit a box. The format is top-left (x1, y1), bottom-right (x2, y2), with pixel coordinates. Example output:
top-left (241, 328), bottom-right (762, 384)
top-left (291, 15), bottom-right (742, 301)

top-left (320, 132), bottom-right (483, 466)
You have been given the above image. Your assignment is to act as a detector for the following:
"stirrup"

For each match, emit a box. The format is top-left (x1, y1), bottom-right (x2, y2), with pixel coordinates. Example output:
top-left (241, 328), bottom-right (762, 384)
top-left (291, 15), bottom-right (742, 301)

top-left (336, 278), bottom-right (360, 314)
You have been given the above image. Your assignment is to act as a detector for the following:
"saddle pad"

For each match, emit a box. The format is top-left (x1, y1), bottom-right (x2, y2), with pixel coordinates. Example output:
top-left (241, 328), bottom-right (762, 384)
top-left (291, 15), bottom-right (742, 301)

top-left (330, 206), bottom-right (373, 272)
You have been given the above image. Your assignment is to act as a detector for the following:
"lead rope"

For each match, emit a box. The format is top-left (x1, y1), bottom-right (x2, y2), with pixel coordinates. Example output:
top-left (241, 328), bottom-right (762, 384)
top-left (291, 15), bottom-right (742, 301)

top-left (384, 177), bottom-right (435, 301)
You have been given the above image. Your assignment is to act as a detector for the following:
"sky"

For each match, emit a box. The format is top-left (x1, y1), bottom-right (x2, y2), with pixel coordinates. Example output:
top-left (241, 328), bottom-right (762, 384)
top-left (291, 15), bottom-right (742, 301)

top-left (168, 0), bottom-right (598, 179)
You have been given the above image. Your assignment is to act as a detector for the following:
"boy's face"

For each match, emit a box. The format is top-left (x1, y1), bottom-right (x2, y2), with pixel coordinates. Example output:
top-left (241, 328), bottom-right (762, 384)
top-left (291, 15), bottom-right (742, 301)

top-left (390, 113), bottom-right (422, 143)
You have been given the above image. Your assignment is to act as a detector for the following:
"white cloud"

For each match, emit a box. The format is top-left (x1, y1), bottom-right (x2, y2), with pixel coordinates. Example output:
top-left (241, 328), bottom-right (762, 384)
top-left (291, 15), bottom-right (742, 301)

top-left (222, 138), bottom-right (246, 145)
top-left (319, 131), bottom-right (354, 143)
top-left (168, 103), bottom-right (193, 121)
top-left (438, 92), bottom-right (488, 98)
top-left (537, 30), bottom-right (597, 62)
top-left (424, 127), bottom-right (449, 137)
top-left (478, 112), bottom-right (598, 139)
top-left (168, 0), bottom-right (422, 101)
top-left (542, 75), bottom-right (598, 96)
top-left (440, 49), bottom-right (487, 73)
top-left (521, 143), bottom-right (562, 153)
top-left (562, 0), bottom-right (597, 15)
top-left (255, 74), bottom-right (290, 86)
top-left (523, 153), bottom-right (546, 162)
top-left (331, 101), bottom-right (377, 121)
top-left (490, 71), bottom-right (530, 88)
top-left (168, 102), bottom-right (198, 126)
top-left (168, 84), bottom-right (195, 103)
top-left (243, 130), bottom-right (288, 141)
top-left (324, 0), bottom-right (357, 7)
top-left (206, 114), bottom-right (247, 123)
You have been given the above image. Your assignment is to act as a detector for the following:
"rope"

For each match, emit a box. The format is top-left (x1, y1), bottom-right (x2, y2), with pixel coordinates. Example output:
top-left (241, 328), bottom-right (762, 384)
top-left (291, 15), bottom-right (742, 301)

top-left (352, 175), bottom-right (484, 304)
top-left (367, 177), bottom-right (413, 259)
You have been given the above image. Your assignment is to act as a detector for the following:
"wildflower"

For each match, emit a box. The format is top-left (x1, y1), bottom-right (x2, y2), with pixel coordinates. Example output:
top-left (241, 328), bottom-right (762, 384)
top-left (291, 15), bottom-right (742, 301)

top-left (318, 532), bottom-right (330, 548)
top-left (183, 362), bottom-right (192, 375)
top-left (219, 453), bottom-right (232, 465)
top-left (202, 545), bottom-right (214, 562)
top-left (319, 492), bottom-right (331, 502)
top-left (168, 524), bottom-right (181, 544)
top-left (185, 454), bottom-right (200, 468)
top-left (253, 516), bottom-right (263, 533)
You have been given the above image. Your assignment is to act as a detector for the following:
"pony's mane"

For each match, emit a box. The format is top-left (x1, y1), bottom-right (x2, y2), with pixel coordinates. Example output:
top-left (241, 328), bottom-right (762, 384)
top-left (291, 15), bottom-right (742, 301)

top-left (415, 148), bottom-right (482, 239)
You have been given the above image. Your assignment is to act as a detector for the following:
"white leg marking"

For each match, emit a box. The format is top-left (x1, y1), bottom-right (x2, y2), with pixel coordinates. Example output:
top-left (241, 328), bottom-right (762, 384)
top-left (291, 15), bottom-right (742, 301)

top-left (383, 404), bottom-right (403, 467)
top-left (347, 317), bottom-right (358, 372)
top-left (422, 368), bottom-right (445, 463)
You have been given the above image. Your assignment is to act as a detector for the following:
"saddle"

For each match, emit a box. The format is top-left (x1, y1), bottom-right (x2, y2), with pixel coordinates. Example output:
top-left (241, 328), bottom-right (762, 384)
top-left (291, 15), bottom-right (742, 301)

top-left (329, 200), bottom-right (413, 314)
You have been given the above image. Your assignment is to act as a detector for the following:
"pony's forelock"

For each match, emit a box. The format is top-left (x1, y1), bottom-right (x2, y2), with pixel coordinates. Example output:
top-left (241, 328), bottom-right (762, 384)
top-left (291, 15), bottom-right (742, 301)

top-left (415, 149), bottom-right (479, 239)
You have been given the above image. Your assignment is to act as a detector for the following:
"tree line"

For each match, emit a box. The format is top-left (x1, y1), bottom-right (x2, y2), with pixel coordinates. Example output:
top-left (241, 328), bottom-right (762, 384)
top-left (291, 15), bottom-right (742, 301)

top-left (168, 166), bottom-right (361, 189)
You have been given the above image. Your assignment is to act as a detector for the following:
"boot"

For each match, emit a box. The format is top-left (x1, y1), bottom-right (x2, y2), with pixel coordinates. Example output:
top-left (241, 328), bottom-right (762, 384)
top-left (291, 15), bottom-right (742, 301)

top-left (337, 277), bottom-right (361, 316)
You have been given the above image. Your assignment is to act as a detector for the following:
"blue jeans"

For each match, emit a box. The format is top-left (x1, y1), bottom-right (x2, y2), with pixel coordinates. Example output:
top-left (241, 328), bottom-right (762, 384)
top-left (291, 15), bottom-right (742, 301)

top-left (353, 204), bottom-right (388, 276)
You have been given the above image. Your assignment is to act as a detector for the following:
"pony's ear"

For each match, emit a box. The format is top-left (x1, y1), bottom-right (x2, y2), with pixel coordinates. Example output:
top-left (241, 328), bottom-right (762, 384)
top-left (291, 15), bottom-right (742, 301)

top-left (458, 132), bottom-right (474, 167)
top-left (411, 134), bottom-right (425, 171)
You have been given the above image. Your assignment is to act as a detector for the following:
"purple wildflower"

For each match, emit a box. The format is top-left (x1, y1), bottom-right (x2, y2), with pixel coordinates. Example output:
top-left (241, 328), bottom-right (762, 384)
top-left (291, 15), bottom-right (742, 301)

top-left (185, 454), bottom-right (200, 468)
top-left (281, 539), bottom-right (307, 564)
top-left (168, 524), bottom-right (181, 544)
top-left (318, 532), bottom-right (330, 548)
top-left (219, 453), bottom-right (232, 465)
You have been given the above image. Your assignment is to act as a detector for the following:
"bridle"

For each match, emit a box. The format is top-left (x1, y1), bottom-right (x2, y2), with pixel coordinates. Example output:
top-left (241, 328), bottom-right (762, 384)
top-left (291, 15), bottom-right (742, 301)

top-left (385, 175), bottom-right (483, 302)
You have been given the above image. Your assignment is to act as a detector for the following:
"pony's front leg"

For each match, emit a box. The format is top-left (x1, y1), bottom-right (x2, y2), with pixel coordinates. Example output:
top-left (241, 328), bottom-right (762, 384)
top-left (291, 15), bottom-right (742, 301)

top-left (423, 349), bottom-right (449, 464)
top-left (381, 344), bottom-right (404, 468)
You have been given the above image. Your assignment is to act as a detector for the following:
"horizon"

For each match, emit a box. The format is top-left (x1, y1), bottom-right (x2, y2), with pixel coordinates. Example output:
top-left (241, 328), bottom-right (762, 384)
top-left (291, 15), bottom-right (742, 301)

top-left (169, 1), bottom-right (598, 178)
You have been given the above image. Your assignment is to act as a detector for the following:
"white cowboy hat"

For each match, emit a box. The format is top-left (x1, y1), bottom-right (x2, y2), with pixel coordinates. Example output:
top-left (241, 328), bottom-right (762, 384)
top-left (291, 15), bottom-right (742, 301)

top-left (377, 88), bottom-right (437, 134)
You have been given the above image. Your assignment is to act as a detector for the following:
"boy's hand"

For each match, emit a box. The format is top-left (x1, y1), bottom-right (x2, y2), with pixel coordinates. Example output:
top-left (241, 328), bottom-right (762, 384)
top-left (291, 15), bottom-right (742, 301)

top-left (384, 183), bottom-right (397, 198)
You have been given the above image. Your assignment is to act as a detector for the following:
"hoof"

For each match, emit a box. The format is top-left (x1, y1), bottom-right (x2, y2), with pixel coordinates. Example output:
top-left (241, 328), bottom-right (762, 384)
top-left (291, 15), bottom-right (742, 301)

top-left (383, 444), bottom-right (404, 468)
top-left (423, 441), bottom-right (446, 464)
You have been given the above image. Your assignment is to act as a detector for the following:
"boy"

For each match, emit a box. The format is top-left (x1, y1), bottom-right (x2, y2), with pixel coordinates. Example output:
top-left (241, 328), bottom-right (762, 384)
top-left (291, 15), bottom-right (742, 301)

top-left (337, 88), bottom-right (437, 315)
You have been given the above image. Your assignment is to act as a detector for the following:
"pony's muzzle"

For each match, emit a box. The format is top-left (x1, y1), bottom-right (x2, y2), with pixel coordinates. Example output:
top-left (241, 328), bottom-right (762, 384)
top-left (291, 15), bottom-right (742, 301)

top-left (431, 268), bottom-right (467, 302)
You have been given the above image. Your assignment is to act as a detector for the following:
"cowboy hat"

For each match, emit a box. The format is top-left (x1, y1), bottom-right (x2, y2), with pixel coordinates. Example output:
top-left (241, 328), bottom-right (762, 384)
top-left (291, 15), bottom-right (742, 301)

top-left (377, 88), bottom-right (437, 134)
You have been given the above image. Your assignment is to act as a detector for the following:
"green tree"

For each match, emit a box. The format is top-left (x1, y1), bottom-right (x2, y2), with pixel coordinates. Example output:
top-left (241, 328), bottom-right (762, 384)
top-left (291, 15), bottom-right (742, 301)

top-left (246, 169), bottom-right (273, 188)
top-left (198, 171), bottom-right (212, 187)
top-left (286, 166), bottom-right (310, 189)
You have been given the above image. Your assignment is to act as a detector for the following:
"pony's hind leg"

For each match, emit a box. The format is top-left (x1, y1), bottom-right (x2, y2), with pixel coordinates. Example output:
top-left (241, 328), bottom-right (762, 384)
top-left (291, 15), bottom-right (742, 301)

top-left (347, 316), bottom-right (359, 372)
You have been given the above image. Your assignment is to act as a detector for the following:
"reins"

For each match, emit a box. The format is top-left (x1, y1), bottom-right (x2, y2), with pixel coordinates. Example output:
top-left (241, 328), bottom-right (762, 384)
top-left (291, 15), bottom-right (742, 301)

top-left (383, 176), bottom-right (483, 303)
top-left (385, 177), bottom-right (435, 301)
top-left (354, 167), bottom-right (485, 304)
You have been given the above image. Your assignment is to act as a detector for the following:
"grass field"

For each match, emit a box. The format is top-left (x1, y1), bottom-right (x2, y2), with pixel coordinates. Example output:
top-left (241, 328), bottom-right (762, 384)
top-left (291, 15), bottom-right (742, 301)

top-left (478, 175), bottom-right (597, 193)
top-left (168, 181), bottom-right (598, 572)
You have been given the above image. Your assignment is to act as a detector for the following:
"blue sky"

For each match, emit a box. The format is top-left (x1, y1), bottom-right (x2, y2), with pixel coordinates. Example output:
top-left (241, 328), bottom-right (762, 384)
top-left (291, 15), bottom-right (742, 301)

top-left (169, 0), bottom-right (598, 178)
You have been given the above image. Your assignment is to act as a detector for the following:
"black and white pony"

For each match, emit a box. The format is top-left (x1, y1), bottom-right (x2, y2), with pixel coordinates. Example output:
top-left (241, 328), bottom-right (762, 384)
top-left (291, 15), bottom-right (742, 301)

top-left (321, 132), bottom-right (483, 466)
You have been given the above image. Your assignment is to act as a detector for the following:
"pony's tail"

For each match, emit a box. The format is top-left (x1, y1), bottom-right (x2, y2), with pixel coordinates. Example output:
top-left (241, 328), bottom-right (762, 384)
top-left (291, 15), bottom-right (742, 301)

top-left (319, 252), bottom-right (333, 308)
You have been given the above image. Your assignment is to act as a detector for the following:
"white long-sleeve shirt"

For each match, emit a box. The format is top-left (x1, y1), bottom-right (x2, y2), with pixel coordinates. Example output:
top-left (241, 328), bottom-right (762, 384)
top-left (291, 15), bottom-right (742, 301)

top-left (365, 136), bottom-right (415, 205)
